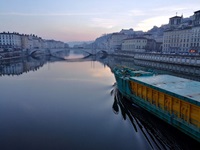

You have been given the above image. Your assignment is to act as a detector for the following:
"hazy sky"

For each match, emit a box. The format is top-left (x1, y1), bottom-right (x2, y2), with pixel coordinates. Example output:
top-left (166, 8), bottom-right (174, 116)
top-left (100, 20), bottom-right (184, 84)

top-left (0, 0), bottom-right (199, 42)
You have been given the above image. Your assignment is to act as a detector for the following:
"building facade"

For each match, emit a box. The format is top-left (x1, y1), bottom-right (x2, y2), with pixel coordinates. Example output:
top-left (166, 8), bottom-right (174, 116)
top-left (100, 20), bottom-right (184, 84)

top-left (108, 33), bottom-right (128, 50)
top-left (121, 37), bottom-right (158, 52)
top-left (0, 32), bottom-right (21, 50)
top-left (193, 10), bottom-right (200, 26)
top-left (163, 28), bottom-right (192, 53)
top-left (0, 32), bottom-right (66, 51)
top-left (163, 10), bottom-right (200, 54)
top-left (121, 37), bottom-right (147, 52)
top-left (169, 16), bottom-right (183, 28)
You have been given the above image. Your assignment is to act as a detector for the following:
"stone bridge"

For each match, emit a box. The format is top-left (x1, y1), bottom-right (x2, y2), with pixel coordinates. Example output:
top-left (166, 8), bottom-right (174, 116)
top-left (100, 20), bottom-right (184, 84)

top-left (28, 49), bottom-right (45, 55)
top-left (28, 48), bottom-right (66, 56)
top-left (69, 48), bottom-right (109, 55)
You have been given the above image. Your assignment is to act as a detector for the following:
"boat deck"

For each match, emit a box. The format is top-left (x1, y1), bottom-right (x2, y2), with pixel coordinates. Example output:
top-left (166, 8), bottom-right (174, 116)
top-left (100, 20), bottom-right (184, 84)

top-left (130, 75), bottom-right (200, 103)
top-left (114, 67), bottom-right (200, 142)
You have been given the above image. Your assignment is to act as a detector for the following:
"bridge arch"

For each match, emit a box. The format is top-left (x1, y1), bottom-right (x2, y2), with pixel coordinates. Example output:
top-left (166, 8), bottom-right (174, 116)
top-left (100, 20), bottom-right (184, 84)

top-left (28, 49), bottom-right (44, 55)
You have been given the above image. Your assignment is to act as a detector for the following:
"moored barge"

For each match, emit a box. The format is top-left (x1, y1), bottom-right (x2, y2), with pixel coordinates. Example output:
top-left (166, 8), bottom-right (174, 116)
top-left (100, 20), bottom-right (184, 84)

top-left (113, 66), bottom-right (200, 142)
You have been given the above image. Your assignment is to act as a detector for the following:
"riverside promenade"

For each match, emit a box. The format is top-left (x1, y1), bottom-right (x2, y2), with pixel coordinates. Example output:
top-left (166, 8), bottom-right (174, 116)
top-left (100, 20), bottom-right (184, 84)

top-left (113, 51), bottom-right (200, 67)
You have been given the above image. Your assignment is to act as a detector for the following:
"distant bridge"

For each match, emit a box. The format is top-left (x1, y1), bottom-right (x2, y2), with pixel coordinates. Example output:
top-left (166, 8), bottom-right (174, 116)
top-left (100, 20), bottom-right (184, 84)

top-left (28, 48), bottom-right (108, 62)
top-left (49, 54), bottom-right (97, 63)
top-left (50, 48), bottom-right (108, 62)
top-left (29, 48), bottom-right (66, 56)
top-left (69, 48), bottom-right (109, 55)
top-left (28, 49), bottom-right (45, 55)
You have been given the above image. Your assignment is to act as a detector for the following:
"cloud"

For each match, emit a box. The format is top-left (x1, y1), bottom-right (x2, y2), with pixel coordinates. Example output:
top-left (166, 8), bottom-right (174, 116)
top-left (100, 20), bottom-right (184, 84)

top-left (128, 10), bottom-right (146, 16)
top-left (90, 18), bottom-right (119, 29)
top-left (152, 4), bottom-right (200, 17)
top-left (134, 16), bottom-right (170, 31)
top-left (153, 6), bottom-right (188, 12)
top-left (0, 12), bottom-right (105, 16)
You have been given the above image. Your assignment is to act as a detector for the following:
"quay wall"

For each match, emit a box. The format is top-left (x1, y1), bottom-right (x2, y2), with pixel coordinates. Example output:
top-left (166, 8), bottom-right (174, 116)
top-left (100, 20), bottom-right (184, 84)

top-left (113, 52), bottom-right (200, 67)
top-left (134, 53), bottom-right (200, 67)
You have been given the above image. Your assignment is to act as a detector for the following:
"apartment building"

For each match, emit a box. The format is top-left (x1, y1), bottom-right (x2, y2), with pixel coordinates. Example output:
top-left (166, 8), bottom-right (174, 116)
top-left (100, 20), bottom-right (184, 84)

top-left (0, 32), bottom-right (66, 51)
top-left (193, 10), bottom-right (200, 26)
top-left (108, 33), bottom-right (128, 50)
top-left (121, 37), bottom-right (158, 52)
top-left (0, 32), bottom-right (21, 49)
top-left (163, 27), bottom-right (192, 53)
top-left (121, 37), bottom-right (147, 52)
top-left (163, 10), bottom-right (200, 54)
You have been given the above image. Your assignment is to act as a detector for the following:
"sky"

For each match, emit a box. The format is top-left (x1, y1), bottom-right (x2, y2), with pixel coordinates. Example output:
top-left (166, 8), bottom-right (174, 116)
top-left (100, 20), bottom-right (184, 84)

top-left (0, 0), bottom-right (199, 42)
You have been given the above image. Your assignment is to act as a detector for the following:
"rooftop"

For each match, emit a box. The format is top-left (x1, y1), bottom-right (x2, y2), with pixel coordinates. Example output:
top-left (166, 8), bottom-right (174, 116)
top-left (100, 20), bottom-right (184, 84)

top-left (124, 37), bottom-right (147, 40)
top-left (194, 10), bottom-right (200, 14)
top-left (170, 16), bottom-right (182, 19)
top-left (130, 75), bottom-right (200, 105)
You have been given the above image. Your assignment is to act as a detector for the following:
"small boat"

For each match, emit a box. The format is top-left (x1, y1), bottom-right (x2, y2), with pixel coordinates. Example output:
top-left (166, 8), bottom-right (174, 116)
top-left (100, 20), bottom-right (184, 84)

top-left (113, 66), bottom-right (200, 142)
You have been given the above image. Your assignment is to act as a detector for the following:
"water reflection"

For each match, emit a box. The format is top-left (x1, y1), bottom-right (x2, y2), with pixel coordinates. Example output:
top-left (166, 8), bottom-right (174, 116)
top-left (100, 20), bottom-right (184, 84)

top-left (0, 49), bottom-right (109, 77)
top-left (0, 50), bottom-right (200, 149)
top-left (1, 49), bottom-right (200, 82)
top-left (0, 56), bottom-right (46, 76)
top-left (111, 85), bottom-right (200, 150)
top-left (101, 55), bottom-right (200, 82)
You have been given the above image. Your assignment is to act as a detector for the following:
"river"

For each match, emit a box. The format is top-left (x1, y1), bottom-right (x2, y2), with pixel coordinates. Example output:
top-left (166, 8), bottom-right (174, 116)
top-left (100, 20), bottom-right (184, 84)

top-left (0, 50), bottom-right (199, 150)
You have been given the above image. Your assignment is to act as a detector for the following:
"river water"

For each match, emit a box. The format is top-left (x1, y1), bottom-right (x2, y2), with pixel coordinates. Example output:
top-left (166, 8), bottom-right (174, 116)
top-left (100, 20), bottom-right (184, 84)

top-left (0, 50), bottom-right (200, 150)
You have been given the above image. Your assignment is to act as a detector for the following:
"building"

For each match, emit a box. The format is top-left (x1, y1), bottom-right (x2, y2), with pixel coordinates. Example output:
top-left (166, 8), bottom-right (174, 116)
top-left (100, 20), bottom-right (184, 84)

top-left (190, 26), bottom-right (200, 52)
top-left (163, 27), bottom-right (192, 53)
top-left (193, 10), bottom-right (200, 26)
top-left (44, 40), bottom-right (65, 49)
top-left (169, 15), bottom-right (183, 29)
top-left (120, 28), bottom-right (135, 35)
top-left (121, 37), bottom-right (147, 52)
top-left (0, 32), bottom-right (21, 50)
top-left (108, 33), bottom-right (128, 50)
top-left (21, 35), bottom-right (34, 50)
top-left (163, 10), bottom-right (200, 54)
top-left (121, 37), bottom-right (158, 52)
top-left (0, 32), bottom-right (66, 51)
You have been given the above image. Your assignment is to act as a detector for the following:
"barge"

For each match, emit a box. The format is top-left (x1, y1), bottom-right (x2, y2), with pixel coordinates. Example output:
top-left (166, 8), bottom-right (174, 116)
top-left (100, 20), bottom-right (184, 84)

top-left (113, 66), bottom-right (200, 142)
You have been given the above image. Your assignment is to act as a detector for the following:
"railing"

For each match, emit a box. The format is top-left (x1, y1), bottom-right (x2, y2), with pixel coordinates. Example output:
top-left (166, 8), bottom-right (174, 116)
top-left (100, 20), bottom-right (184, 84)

top-left (134, 53), bottom-right (200, 67)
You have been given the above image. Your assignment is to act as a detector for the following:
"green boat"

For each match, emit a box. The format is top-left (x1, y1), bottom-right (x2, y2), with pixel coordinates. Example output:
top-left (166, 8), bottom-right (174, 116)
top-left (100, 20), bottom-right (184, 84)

top-left (113, 66), bottom-right (200, 142)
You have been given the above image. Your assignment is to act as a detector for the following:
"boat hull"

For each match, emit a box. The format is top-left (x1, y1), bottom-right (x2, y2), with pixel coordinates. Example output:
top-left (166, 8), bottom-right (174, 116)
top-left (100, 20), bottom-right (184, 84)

top-left (113, 68), bottom-right (200, 142)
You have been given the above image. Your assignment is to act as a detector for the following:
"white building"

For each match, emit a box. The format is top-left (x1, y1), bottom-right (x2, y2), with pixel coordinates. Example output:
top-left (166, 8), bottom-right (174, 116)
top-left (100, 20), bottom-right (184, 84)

top-left (0, 32), bottom-right (66, 51)
top-left (163, 10), bottom-right (200, 53)
top-left (169, 16), bottom-right (183, 29)
top-left (190, 26), bottom-right (200, 52)
top-left (163, 27), bottom-right (192, 53)
top-left (0, 32), bottom-right (21, 50)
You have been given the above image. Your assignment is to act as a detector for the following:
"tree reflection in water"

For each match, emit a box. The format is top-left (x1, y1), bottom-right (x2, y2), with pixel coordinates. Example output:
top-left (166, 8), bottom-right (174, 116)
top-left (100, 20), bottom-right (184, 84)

top-left (110, 83), bottom-right (200, 150)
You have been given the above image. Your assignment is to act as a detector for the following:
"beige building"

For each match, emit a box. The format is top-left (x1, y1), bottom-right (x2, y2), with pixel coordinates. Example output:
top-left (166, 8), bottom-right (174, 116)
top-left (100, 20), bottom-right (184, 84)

top-left (21, 35), bottom-right (34, 50)
top-left (190, 26), bottom-right (200, 52)
top-left (108, 33), bottom-right (127, 50)
top-left (163, 28), bottom-right (192, 53)
top-left (121, 37), bottom-right (147, 52)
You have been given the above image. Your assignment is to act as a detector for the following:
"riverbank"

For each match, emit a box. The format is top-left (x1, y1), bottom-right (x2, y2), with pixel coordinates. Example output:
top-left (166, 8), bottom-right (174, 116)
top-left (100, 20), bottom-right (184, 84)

top-left (112, 51), bottom-right (200, 67)
top-left (0, 48), bottom-right (68, 61)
